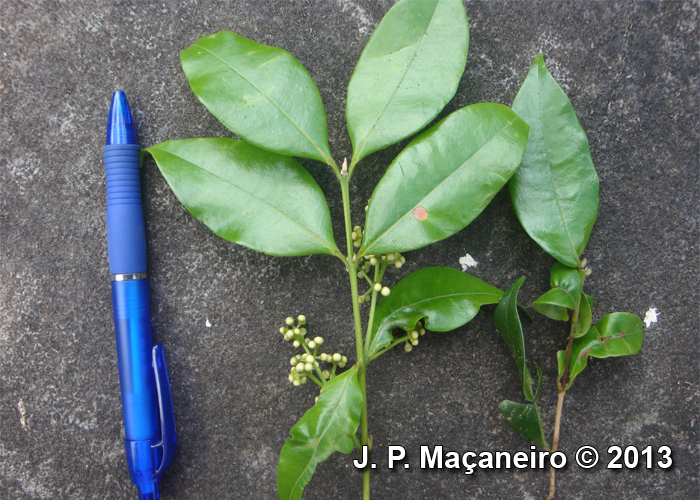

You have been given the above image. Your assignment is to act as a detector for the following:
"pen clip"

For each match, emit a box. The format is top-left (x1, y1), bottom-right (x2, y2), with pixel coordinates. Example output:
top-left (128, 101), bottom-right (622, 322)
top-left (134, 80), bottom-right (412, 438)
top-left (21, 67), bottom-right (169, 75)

top-left (151, 343), bottom-right (177, 478)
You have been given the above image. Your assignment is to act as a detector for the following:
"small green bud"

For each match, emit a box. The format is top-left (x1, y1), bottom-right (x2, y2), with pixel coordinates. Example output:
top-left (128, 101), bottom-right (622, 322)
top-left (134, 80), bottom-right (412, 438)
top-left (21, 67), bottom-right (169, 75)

top-left (305, 354), bottom-right (315, 363)
top-left (293, 379), bottom-right (301, 386)
top-left (280, 327), bottom-right (287, 335)
top-left (300, 328), bottom-right (307, 335)
top-left (373, 283), bottom-right (382, 292)
top-left (308, 341), bottom-right (317, 349)
top-left (285, 331), bottom-right (295, 341)
top-left (339, 361), bottom-right (346, 368)
top-left (381, 286), bottom-right (391, 296)
top-left (411, 331), bottom-right (419, 340)
top-left (394, 261), bottom-right (403, 268)
top-left (353, 226), bottom-right (361, 233)
top-left (288, 374), bottom-right (295, 382)
top-left (341, 356), bottom-right (347, 364)
top-left (387, 253), bottom-right (395, 261)
top-left (323, 370), bottom-right (331, 379)
top-left (293, 328), bottom-right (300, 335)
top-left (293, 340), bottom-right (301, 348)
top-left (314, 336), bottom-right (324, 345)
top-left (300, 377), bottom-right (307, 384)
top-left (296, 363), bottom-right (305, 372)
top-left (404, 343), bottom-right (413, 352)
top-left (358, 296), bottom-right (364, 304)
top-left (285, 317), bottom-right (294, 326)
top-left (369, 257), bottom-right (378, 266)
top-left (419, 328), bottom-right (426, 336)
top-left (411, 339), bottom-right (418, 346)
top-left (313, 361), bottom-right (319, 368)
top-left (400, 256), bottom-right (406, 264)
top-left (304, 362), bottom-right (313, 372)
top-left (298, 315), bottom-right (306, 324)
top-left (291, 357), bottom-right (298, 366)
top-left (332, 353), bottom-right (342, 363)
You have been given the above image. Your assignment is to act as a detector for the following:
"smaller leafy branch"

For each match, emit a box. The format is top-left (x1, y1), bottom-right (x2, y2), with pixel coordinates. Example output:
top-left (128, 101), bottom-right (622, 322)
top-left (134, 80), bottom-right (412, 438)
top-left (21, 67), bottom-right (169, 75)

top-left (493, 54), bottom-right (645, 500)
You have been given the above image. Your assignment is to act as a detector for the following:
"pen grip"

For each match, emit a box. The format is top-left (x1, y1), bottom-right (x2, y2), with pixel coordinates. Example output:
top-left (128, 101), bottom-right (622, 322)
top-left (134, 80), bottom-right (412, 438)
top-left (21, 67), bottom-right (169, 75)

top-left (104, 144), bottom-right (147, 275)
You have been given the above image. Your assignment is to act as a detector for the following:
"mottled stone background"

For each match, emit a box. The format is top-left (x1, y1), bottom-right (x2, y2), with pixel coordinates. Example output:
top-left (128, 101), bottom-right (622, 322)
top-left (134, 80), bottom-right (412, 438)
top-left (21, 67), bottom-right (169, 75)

top-left (0, 1), bottom-right (697, 499)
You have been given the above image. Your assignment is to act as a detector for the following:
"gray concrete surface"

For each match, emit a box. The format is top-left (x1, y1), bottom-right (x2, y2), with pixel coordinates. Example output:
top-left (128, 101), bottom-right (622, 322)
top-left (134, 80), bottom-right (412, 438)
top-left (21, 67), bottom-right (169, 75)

top-left (0, 1), bottom-right (698, 499)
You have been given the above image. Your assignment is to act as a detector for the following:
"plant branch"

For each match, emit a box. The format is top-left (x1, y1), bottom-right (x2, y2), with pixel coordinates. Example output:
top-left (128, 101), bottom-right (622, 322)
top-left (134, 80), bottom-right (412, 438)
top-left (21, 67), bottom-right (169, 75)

top-left (368, 333), bottom-right (410, 362)
top-left (548, 269), bottom-right (586, 500)
top-left (339, 176), bottom-right (370, 500)
top-left (364, 262), bottom-right (387, 358)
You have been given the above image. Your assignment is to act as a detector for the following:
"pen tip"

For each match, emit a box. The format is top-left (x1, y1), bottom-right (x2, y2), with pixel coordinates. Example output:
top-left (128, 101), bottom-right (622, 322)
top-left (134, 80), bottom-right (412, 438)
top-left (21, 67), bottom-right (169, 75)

top-left (106, 90), bottom-right (137, 146)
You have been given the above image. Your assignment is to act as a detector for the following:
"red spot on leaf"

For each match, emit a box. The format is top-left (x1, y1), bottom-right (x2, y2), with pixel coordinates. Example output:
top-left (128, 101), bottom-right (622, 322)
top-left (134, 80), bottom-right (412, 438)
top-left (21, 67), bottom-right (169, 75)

top-left (413, 207), bottom-right (428, 221)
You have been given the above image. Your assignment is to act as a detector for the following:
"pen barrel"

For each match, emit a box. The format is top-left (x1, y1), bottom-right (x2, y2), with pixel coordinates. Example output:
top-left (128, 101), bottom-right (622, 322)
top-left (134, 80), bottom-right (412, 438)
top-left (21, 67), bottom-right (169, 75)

top-left (111, 278), bottom-right (160, 442)
top-left (104, 144), bottom-right (147, 275)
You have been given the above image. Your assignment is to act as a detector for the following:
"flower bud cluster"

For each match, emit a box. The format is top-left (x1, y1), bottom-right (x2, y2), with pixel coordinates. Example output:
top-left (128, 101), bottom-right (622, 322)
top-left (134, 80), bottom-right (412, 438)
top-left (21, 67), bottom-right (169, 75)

top-left (403, 320), bottom-right (426, 352)
top-left (279, 315), bottom-right (347, 386)
top-left (351, 226), bottom-right (363, 248)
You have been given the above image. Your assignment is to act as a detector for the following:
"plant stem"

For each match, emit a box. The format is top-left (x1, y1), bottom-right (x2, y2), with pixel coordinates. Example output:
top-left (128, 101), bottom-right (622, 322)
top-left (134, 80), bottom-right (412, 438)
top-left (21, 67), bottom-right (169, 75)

top-left (548, 275), bottom-right (584, 500)
top-left (339, 176), bottom-right (370, 500)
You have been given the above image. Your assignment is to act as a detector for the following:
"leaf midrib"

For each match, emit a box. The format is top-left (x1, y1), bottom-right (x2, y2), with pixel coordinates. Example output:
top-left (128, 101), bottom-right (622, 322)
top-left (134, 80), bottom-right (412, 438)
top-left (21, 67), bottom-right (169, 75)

top-left (362, 118), bottom-right (518, 255)
top-left (192, 43), bottom-right (330, 163)
top-left (151, 146), bottom-right (336, 254)
top-left (289, 369), bottom-right (357, 498)
top-left (371, 290), bottom-right (501, 351)
top-left (352, 0), bottom-right (441, 161)
top-left (536, 66), bottom-right (580, 262)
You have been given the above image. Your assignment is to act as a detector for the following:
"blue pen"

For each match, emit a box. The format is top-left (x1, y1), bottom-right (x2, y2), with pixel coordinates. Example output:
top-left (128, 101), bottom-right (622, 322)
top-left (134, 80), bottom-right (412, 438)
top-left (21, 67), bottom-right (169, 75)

top-left (104, 91), bottom-right (177, 500)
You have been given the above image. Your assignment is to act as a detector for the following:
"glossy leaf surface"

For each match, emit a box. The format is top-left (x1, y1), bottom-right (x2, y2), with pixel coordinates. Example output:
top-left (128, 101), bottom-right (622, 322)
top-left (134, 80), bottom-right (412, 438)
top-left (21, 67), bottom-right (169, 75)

top-left (574, 293), bottom-right (594, 338)
top-left (532, 263), bottom-right (583, 321)
top-left (494, 277), bottom-right (540, 402)
top-left (181, 31), bottom-right (332, 163)
top-left (368, 267), bottom-right (503, 356)
top-left (509, 54), bottom-right (599, 267)
top-left (361, 103), bottom-right (529, 256)
top-left (346, 0), bottom-right (469, 163)
top-left (498, 401), bottom-right (549, 450)
top-left (558, 312), bottom-right (644, 387)
top-left (278, 367), bottom-right (362, 500)
top-left (147, 138), bottom-right (337, 256)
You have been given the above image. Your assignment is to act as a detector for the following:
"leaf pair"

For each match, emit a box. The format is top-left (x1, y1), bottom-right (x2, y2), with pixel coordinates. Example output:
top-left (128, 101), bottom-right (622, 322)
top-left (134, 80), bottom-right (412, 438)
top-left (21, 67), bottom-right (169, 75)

top-left (557, 312), bottom-right (644, 389)
top-left (494, 278), bottom-right (548, 450)
top-left (147, 0), bottom-right (528, 260)
top-left (532, 263), bottom-right (592, 337)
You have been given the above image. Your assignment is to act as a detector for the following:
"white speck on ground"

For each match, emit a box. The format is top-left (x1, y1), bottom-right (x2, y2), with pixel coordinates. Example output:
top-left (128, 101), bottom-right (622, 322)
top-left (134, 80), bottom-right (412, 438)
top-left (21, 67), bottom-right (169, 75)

top-left (205, 318), bottom-right (212, 328)
top-left (17, 399), bottom-right (27, 431)
top-left (459, 254), bottom-right (478, 271)
top-left (644, 307), bottom-right (658, 328)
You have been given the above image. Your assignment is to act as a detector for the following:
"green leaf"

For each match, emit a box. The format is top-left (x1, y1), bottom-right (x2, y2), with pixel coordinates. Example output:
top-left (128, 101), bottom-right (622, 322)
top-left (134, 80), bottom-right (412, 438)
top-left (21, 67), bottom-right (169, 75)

top-left (532, 263), bottom-right (583, 321)
top-left (277, 367), bottom-right (362, 500)
top-left (346, 0), bottom-right (469, 164)
top-left (498, 401), bottom-right (549, 450)
top-left (361, 103), bottom-right (529, 256)
top-left (181, 31), bottom-right (332, 164)
top-left (494, 277), bottom-right (540, 402)
top-left (509, 54), bottom-right (600, 267)
top-left (574, 293), bottom-right (594, 338)
top-left (558, 312), bottom-right (644, 388)
top-left (146, 138), bottom-right (338, 257)
top-left (368, 267), bottom-right (503, 357)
